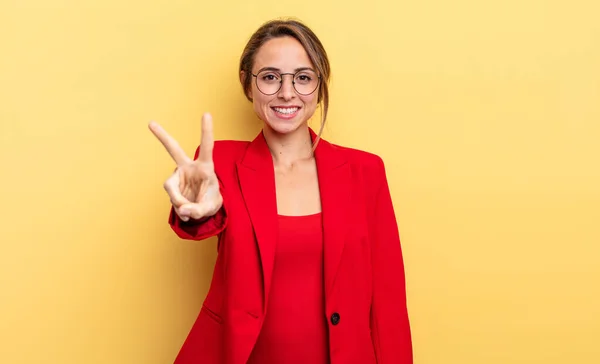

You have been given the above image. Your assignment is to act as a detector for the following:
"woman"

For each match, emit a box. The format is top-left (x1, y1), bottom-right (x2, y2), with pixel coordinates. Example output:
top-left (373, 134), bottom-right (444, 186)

top-left (149, 19), bottom-right (412, 364)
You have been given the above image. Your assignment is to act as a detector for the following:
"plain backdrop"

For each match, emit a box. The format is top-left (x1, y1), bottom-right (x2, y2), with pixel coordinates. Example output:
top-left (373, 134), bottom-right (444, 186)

top-left (1, 0), bottom-right (599, 363)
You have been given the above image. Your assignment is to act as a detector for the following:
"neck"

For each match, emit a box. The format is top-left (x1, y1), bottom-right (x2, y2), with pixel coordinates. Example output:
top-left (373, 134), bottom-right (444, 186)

top-left (263, 124), bottom-right (314, 166)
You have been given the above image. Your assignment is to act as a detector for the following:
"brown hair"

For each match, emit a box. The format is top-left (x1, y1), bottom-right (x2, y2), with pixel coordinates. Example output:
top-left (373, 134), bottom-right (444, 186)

top-left (239, 19), bottom-right (331, 147)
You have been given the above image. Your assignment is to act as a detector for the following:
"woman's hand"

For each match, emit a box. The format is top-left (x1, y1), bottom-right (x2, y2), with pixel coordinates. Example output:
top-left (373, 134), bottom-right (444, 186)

top-left (149, 113), bottom-right (222, 222)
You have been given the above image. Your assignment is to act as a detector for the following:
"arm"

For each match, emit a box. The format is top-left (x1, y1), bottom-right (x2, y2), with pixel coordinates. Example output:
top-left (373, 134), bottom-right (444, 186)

top-left (369, 157), bottom-right (413, 363)
top-left (150, 114), bottom-right (227, 242)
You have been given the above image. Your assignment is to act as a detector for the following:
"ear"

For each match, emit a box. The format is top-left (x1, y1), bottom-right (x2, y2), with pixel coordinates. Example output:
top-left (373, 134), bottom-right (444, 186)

top-left (240, 70), bottom-right (253, 100)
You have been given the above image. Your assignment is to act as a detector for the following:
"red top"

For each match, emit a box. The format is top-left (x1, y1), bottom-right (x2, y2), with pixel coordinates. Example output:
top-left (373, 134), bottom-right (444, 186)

top-left (247, 212), bottom-right (329, 364)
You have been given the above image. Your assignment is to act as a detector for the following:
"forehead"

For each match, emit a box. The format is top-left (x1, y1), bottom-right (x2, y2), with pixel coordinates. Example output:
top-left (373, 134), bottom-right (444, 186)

top-left (253, 36), bottom-right (314, 72)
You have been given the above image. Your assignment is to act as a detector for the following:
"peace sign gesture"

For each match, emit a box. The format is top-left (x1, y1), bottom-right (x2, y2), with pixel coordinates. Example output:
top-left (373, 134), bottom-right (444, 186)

top-left (149, 113), bottom-right (223, 222)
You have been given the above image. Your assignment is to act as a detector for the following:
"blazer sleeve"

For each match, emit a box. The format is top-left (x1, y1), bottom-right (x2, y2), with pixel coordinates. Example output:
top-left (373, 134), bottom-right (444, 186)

top-left (168, 146), bottom-right (229, 241)
top-left (369, 156), bottom-right (413, 363)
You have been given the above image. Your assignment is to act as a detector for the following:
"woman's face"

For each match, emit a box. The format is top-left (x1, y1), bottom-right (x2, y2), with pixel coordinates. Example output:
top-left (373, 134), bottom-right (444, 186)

top-left (247, 36), bottom-right (319, 135)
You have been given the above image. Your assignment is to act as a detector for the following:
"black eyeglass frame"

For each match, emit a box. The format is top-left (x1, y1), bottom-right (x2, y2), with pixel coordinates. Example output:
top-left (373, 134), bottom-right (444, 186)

top-left (251, 70), bottom-right (321, 96)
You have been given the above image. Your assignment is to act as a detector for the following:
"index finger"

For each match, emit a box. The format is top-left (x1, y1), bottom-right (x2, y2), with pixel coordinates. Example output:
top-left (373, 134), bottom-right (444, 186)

top-left (197, 113), bottom-right (214, 163)
top-left (148, 121), bottom-right (191, 165)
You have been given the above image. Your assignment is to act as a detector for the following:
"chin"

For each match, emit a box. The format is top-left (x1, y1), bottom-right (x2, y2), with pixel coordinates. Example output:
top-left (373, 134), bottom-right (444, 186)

top-left (264, 120), bottom-right (303, 135)
top-left (263, 110), bottom-right (308, 135)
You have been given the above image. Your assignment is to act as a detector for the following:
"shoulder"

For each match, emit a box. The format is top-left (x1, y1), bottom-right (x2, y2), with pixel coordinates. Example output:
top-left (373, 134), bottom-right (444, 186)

top-left (326, 141), bottom-right (387, 180)
top-left (193, 139), bottom-right (250, 162)
top-left (213, 140), bottom-right (250, 157)
top-left (324, 142), bottom-right (394, 211)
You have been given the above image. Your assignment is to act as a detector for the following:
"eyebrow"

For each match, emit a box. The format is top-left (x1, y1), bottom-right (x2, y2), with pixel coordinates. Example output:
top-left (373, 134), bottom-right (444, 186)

top-left (255, 66), bottom-right (315, 73)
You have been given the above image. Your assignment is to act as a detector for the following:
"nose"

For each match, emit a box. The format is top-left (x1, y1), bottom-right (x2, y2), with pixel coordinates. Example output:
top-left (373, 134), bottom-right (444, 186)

top-left (277, 74), bottom-right (296, 101)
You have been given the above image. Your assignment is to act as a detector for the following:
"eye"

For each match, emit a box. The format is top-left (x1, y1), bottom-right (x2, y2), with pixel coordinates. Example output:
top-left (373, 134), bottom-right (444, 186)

top-left (295, 72), bottom-right (316, 85)
top-left (260, 72), bottom-right (280, 83)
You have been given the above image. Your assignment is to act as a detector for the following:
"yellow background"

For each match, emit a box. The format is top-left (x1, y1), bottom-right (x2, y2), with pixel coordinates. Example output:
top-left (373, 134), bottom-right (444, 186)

top-left (1, 0), bottom-right (599, 363)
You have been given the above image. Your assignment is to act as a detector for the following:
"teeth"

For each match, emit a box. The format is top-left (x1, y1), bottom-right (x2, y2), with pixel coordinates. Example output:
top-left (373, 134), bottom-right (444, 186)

top-left (274, 107), bottom-right (298, 114)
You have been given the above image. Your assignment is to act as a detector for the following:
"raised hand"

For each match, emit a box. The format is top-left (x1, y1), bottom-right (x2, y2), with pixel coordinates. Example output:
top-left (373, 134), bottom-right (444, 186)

top-left (149, 113), bottom-right (223, 222)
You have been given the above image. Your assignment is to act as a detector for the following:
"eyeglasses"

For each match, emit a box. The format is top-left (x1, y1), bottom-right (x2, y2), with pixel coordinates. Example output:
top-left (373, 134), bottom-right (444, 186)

top-left (251, 68), bottom-right (321, 96)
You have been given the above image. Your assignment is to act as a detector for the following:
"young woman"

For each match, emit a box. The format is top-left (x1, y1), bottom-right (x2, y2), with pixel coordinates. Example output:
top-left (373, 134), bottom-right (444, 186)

top-left (150, 19), bottom-right (412, 364)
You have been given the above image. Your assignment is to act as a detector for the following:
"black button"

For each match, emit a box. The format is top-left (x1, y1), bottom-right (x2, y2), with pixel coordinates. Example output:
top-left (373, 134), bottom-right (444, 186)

top-left (330, 313), bottom-right (340, 325)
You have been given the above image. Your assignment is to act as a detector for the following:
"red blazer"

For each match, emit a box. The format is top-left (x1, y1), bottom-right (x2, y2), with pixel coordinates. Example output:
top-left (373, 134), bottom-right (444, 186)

top-left (169, 129), bottom-right (412, 364)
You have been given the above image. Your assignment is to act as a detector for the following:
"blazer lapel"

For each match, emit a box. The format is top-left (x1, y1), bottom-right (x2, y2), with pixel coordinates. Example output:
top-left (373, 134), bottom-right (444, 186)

top-left (312, 131), bottom-right (351, 298)
top-left (236, 132), bottom-right (278, 314)
top-left (236, 129), bottom-right (351, 311)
